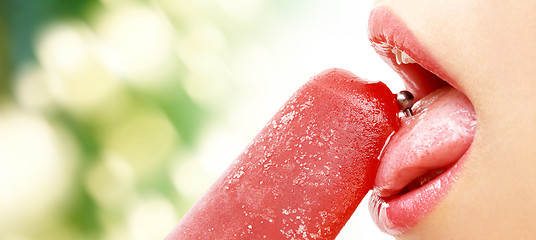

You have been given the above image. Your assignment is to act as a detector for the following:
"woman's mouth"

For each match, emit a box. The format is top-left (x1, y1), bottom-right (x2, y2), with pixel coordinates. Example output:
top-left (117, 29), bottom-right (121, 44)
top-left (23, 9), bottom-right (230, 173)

top-left (367, 7), bottom-right (477, 235)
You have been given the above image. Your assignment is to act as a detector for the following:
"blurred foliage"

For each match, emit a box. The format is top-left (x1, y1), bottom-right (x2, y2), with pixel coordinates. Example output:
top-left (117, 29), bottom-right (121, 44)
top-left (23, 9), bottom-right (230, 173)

top-left (4, 0), bottom-right (98, 65)
top-left (1, 2), bottom-right (11, 98)
top-left (0, 0), bottom-right (395, 239)
top-left (0, 0), bottom-right (235, 239)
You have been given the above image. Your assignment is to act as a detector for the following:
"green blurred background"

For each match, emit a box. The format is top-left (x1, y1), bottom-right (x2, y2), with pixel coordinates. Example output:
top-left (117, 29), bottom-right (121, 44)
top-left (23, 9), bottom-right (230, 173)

top-left (0, 0), bottom-right (401, 239)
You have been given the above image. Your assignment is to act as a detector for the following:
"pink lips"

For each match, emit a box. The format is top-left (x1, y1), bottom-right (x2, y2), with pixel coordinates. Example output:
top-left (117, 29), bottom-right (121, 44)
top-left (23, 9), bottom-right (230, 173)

top-left (368, 7), bottom-right (477, 235)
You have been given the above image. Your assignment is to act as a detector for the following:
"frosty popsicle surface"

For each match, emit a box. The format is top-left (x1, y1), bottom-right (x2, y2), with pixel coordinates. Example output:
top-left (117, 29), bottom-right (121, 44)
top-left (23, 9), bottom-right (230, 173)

top-left (166, 68), bottom-right (399, 239)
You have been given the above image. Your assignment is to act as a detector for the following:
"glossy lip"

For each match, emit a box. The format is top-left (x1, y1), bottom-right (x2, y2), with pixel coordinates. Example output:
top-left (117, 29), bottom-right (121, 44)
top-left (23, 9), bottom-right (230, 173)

top-left (367, 7), bottom-right (474, 235)
top-left (369, 153), bottom-right (470, 235)
top-left (368, 7), bottom-right (458, 100)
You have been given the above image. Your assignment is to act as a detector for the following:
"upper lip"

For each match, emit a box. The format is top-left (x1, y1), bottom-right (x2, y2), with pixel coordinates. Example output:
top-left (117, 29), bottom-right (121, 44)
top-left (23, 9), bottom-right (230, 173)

top-left (368, 7), bottom-right (460, 101)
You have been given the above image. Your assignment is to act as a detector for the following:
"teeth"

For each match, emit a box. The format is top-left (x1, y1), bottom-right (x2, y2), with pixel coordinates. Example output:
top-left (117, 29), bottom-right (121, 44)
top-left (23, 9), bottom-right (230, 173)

top-left (392, 48), bottom-right (417, 65)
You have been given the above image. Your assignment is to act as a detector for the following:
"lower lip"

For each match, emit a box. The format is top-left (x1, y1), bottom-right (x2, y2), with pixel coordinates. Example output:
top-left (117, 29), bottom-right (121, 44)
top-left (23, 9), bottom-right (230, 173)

top-left (369, 149), bottom-right (470, 235)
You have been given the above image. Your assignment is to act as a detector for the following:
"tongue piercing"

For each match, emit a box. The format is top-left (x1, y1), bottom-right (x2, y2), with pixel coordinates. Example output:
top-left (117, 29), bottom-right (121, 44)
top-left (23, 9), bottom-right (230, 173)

top-left (396, 90), bottom-right (415, 117)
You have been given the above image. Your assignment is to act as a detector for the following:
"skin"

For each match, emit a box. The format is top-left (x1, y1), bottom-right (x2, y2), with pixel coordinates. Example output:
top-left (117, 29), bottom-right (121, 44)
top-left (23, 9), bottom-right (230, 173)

top-left (372, 0), bottom-right (536, 239)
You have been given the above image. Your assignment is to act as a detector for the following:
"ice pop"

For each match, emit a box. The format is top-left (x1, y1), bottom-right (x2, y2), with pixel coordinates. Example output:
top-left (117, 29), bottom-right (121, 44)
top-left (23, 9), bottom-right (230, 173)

top-left (166, 68), bottom-right (399, 239)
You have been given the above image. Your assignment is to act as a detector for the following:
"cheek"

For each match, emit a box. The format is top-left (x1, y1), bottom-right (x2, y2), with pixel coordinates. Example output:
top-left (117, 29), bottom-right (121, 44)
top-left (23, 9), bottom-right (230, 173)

top-left (404, 130), bottom-right (536, 239)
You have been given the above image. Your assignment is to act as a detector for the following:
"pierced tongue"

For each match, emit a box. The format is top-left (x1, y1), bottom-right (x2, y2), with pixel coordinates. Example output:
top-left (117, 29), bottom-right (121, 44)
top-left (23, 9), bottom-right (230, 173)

top-left (375, 87), bottom-right (477, 197)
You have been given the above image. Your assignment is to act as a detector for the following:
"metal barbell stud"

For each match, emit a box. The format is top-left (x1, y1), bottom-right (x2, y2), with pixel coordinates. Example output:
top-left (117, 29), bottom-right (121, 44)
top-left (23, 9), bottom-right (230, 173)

top-left (396, 90), bottom-right (415, 117)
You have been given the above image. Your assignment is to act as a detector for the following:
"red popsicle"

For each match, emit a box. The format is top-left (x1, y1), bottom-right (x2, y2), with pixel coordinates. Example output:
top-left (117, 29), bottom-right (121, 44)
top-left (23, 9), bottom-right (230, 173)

top-left (166, 68), bottom-right (399, 239)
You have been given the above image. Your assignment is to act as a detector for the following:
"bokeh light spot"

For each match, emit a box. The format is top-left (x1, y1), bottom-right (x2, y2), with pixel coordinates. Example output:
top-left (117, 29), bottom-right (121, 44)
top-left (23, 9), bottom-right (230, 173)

top-left (36, 21), bottom-right (121, 110)
top-left (102, 109), bottom-right (177, 177)
top-left (0, 108), bottom-right (73, 231)
top-left (127, 196), bottom-right (178, 240)
top-left (85, 154), bottom-right (136, 209)
top-left (95, 3), bottom-right (176, 86)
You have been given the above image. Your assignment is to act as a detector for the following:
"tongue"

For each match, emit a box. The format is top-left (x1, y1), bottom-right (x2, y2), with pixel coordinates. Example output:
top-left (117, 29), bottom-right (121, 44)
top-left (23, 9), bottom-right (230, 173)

top-left (375, 87), bottom-right (477, 197)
